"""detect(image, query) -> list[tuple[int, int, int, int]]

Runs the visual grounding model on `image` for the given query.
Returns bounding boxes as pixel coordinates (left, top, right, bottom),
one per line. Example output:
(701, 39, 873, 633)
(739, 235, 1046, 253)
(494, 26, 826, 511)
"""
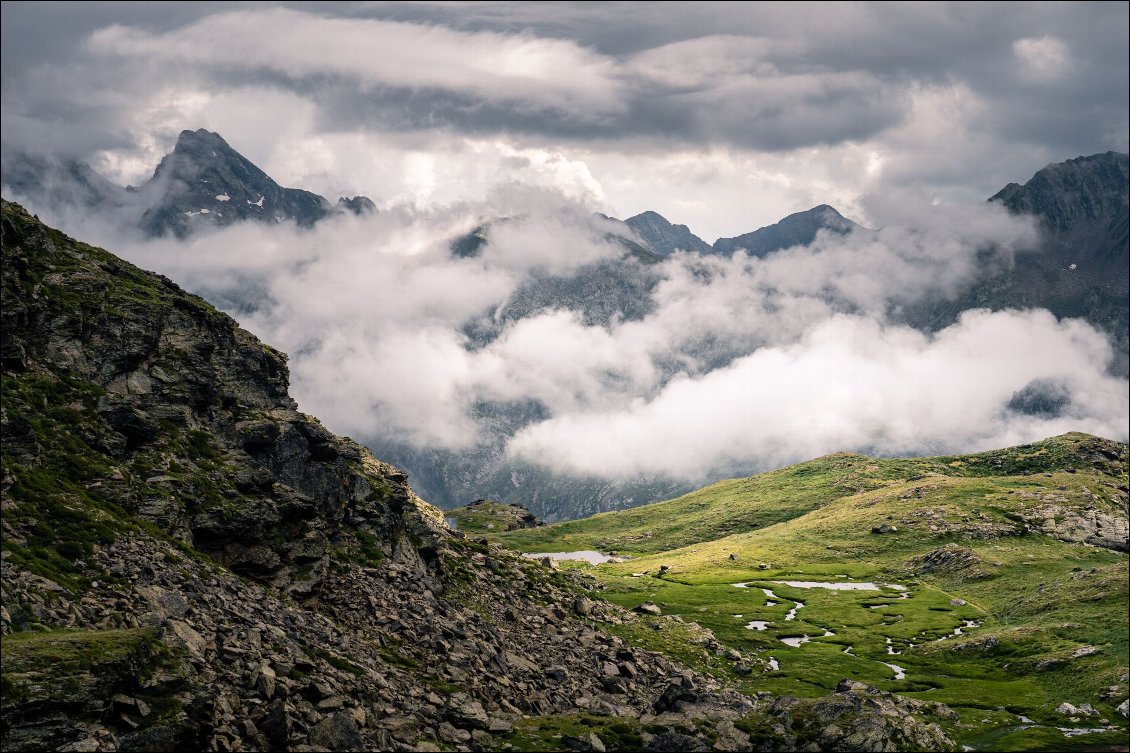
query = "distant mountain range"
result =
(3, 132, 1126, 520)
(612, 204, 861, 258)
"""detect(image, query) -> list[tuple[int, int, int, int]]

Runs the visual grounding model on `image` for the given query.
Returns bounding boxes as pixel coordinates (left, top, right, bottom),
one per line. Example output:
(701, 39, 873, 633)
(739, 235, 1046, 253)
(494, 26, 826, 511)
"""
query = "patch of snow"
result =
(215, 194, 231, 202)
(1068, 263, 1077, 270)
(766, 658, 779, 671)
(247, 195, 265, 207)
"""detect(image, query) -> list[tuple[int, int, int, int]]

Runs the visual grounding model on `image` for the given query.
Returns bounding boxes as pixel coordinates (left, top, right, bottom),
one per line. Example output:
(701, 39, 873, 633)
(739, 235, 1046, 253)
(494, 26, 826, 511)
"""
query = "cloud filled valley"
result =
(43, 183, 1121, 498)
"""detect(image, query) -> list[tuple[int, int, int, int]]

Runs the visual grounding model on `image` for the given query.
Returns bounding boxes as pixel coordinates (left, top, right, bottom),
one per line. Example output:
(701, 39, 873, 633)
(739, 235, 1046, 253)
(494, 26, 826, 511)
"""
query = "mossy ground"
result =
(496, 434, 1130, 751)
(0, 628, 183, 718)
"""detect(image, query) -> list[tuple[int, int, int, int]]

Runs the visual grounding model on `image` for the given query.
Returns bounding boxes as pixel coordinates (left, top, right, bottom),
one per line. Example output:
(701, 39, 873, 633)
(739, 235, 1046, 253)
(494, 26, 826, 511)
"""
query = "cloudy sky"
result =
(2, 1, 1127, 240)
(1, 2, 1127, 497)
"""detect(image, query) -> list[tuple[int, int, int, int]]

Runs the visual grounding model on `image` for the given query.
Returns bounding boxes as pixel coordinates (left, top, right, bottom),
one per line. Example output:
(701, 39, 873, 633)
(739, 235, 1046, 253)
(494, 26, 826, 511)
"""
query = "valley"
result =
(487, 435, 1130, 750)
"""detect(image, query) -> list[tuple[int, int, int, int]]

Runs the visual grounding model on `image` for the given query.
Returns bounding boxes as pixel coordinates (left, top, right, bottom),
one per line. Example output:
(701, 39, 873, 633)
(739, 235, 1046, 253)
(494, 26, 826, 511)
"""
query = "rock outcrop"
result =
(445, 499, 544, 532)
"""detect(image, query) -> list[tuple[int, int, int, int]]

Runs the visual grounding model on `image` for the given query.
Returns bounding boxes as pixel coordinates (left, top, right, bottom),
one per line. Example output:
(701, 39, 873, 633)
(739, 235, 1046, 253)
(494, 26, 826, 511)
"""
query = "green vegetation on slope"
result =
(497, 432, 1125, 556)
(495, 433, 1129, 751)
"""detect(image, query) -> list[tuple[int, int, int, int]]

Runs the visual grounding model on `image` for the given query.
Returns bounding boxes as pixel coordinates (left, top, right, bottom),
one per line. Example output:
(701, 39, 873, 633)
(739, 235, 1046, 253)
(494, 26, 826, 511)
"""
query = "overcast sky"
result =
(2, 1, 1127, 240)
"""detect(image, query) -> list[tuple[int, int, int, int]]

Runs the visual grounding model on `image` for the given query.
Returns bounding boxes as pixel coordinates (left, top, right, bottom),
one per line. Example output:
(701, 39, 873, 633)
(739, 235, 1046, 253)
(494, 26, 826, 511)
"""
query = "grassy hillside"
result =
(497, 433, 1125, 555)
(495, 432, 1130, 751)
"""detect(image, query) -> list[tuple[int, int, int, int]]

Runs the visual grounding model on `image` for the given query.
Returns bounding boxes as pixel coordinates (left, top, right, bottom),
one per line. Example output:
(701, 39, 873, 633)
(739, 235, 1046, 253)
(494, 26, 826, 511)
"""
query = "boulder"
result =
(309, 710, 364, 749)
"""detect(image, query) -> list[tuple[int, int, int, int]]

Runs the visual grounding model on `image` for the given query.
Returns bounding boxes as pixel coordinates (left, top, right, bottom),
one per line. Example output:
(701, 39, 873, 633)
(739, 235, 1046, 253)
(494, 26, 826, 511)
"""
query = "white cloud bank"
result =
(77, 184, 1126, 486)
(508, 310, 1127, 479)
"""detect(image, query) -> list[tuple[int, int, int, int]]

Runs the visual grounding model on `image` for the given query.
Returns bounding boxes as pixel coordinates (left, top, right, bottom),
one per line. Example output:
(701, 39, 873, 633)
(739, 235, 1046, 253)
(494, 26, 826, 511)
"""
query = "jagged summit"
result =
(138, 128, 356, 238)
(624, 210, 714, 256)
(2, 129, 375, 239)
(713, 204, 860, 257)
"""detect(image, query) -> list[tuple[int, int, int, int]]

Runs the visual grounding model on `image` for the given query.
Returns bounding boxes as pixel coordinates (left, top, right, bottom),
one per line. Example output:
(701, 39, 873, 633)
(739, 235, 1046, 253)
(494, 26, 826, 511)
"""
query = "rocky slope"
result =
(0, 200, 957, 751)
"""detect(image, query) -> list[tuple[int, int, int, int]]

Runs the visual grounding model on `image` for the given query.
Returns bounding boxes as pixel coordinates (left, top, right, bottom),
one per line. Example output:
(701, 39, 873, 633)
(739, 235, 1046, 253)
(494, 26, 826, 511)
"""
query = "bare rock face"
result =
(1021, 504, 1129, 552)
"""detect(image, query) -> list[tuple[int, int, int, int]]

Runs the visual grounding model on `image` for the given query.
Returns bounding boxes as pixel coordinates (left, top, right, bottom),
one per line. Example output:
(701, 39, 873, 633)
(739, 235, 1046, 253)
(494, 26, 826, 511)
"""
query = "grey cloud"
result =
(6, 2, 1122, 164)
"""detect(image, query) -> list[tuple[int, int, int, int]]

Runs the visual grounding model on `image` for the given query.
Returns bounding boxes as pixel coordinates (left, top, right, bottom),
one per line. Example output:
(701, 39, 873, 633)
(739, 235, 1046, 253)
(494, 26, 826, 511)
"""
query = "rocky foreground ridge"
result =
(0, 200, 958, 751)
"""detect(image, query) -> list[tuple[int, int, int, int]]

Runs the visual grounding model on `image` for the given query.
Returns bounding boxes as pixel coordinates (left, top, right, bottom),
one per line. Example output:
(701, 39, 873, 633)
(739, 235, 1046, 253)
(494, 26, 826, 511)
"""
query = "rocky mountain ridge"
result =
(623, 211, 714, 256)
(909, 151, 1129, 373)
(0, 199, 958, 751)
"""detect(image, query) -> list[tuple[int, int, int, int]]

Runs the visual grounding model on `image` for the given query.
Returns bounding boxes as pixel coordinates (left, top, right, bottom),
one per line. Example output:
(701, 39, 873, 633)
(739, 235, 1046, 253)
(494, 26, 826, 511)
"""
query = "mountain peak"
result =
(713, 204, 860, 257)
(134, 129, 375, 238)
(624, 210, 713, 255)
(174, 128, 230, 150)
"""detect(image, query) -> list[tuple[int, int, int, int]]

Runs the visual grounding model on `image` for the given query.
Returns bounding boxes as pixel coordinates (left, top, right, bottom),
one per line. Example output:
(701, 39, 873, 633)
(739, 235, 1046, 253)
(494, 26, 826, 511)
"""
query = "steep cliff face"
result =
(991, 151, 1129, 281)
(0, 197, 437, 594)
(0, 200, 956, 751)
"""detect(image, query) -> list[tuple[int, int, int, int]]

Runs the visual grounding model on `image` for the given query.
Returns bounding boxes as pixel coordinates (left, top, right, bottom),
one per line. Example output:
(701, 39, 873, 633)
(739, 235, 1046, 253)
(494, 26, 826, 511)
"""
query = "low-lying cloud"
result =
(33, 183, 1123, 487)
(508, 310, 1127, 480)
